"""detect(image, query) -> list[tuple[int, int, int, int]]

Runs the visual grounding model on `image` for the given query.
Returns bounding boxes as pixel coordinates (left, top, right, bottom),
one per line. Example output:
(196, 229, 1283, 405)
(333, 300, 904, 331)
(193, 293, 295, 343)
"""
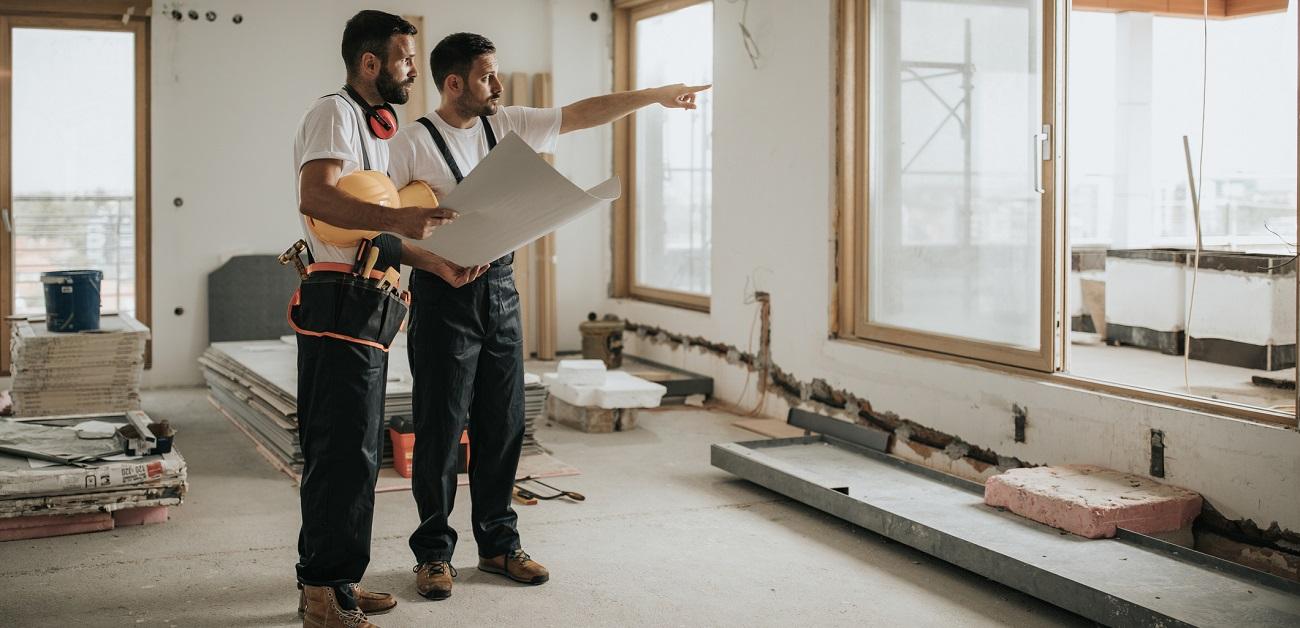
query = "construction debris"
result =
(0, 413, 188, 540)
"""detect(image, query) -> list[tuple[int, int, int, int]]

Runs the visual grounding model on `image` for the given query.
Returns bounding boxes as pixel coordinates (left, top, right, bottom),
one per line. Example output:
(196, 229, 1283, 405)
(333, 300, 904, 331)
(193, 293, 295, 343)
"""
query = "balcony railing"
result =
(10, 194, 136, 317)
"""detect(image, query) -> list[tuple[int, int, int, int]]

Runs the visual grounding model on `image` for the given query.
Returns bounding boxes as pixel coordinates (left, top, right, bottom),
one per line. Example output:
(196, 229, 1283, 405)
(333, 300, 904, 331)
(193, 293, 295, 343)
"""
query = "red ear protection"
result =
(368, 104, 398, 140)
(343, 85, 399, 140)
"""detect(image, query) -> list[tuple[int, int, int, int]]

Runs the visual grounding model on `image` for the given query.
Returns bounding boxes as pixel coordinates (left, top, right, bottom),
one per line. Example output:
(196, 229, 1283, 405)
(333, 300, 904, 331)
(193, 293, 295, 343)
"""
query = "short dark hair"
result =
(430, 32, 496, 92)
(341, 10, 417, 75)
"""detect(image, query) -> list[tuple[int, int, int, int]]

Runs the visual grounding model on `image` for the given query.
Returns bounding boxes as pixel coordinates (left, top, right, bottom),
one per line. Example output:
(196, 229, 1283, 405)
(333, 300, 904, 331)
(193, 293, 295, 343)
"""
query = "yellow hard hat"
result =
(309, 170, 398, 246)
(398, 179, 438, 209)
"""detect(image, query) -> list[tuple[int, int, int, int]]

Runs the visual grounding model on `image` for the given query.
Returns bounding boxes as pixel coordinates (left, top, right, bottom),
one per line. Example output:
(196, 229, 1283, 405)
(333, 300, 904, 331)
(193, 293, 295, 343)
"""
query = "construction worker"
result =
(387, 31, 709, 601)
(291, 11, 456, 627)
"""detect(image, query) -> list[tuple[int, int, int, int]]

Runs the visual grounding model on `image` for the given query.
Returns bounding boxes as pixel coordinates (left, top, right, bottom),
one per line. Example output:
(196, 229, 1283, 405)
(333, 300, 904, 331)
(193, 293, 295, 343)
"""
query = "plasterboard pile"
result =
(201, 336, 549, 476)
(0, 412, 188, 522)
(8, 314, 149, 417)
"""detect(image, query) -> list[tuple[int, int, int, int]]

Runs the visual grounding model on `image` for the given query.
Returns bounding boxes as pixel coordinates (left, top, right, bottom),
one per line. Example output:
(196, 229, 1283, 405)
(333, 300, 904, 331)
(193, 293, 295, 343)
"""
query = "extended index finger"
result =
(685, 84, 712, 93)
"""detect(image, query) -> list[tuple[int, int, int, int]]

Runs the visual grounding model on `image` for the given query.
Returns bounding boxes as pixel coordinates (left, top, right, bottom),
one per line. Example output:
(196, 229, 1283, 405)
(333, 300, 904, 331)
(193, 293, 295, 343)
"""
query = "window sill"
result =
(830, 334, 1297, 429)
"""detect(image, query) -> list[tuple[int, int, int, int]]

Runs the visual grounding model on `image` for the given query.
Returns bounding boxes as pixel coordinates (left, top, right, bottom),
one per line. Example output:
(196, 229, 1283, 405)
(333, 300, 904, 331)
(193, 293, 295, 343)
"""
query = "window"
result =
(836, 0, 1297, 425)
(835, 0, 1061, 371)
(613, 0, 713, 311)
(1065, 7, 1297, 414)
(1, 3, 152, 374)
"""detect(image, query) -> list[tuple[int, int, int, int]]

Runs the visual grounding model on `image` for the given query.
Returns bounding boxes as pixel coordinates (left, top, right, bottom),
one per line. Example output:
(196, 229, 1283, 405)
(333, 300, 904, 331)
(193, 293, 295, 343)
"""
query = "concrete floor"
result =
(1, 388, 1091, 627)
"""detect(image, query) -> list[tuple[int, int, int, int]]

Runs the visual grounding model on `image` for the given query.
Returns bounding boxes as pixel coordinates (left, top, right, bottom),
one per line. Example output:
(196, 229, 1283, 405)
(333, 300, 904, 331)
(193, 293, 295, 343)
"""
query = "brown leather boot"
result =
(301, 584, 377, 628)
(478, 549, 549, 585)
(299, 584, 396, 616)
(413, 561, 457, 600)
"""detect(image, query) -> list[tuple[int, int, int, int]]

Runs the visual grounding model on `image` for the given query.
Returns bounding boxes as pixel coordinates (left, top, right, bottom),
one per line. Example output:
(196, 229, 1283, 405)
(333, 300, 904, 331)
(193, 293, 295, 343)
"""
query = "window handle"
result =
(1033, 125, 1050, 194)
(1, 208, 10, 234)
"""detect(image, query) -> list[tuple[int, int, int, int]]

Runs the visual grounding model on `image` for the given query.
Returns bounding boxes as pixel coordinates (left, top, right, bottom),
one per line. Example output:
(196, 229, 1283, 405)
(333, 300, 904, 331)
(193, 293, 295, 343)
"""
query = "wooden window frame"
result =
(612, 0, 712, 312)
(832, 0, 1298, 428)
(834, 0, 1065, 372)
(0, 1, 152, 375)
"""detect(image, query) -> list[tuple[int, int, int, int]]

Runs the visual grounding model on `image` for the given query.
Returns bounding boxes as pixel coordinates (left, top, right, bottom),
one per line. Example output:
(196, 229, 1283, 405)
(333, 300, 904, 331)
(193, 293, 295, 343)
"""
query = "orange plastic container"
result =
(388, 428, 470, 478)
(389, 428, 415, 478)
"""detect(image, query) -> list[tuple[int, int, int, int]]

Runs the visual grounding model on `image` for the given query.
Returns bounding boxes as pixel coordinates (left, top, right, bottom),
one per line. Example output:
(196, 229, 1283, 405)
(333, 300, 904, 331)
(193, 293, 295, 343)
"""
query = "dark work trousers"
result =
(295, 333, 388, 588)
(407, 263, 525, 563)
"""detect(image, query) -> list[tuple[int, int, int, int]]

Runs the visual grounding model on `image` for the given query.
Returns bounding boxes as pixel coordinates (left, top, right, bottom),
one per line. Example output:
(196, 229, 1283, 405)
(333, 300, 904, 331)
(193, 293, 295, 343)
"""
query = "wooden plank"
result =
(0, 1, 149, 18)
(533, 72, 558, 360)
(611, 7, 631, 297)
(1, 16, 10, 376)
(1224, 0, 1287, 16)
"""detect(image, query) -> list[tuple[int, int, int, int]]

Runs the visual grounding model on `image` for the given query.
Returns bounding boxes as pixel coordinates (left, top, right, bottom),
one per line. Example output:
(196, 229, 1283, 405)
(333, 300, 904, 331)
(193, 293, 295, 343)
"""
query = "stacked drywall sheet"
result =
(0, 413, 188, 521)
(9, 314, 149, 417)
(201, 336, 549, 476)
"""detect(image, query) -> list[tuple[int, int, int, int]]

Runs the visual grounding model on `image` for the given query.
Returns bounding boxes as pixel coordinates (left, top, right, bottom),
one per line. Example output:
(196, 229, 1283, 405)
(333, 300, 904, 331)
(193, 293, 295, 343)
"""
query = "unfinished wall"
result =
(588, 0, 1300, 535)
(147, 0, 563, 386)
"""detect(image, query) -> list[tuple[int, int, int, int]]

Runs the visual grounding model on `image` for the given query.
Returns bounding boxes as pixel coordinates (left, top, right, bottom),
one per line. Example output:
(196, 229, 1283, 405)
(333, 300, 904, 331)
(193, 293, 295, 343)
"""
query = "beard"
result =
(376, 67, 412, 105)
(457, 89, 500, 117)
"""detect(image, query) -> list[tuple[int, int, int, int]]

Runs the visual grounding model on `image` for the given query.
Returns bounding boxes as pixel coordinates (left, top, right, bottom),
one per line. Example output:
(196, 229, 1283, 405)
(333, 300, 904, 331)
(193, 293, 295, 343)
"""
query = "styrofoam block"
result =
(549, 371, 667, 409)
(557, 359, 608, 385)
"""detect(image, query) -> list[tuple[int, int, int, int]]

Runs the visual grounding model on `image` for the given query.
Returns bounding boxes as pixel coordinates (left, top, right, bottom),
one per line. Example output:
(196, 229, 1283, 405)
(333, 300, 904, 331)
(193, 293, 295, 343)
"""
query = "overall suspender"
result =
(416, 115, 511, 266)
(415, 114, 497, 184)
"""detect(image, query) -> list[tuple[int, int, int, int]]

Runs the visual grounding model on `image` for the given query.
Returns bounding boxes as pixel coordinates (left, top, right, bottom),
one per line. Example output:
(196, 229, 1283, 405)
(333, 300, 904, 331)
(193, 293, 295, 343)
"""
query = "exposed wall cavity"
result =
(625, 319, 1033, 471)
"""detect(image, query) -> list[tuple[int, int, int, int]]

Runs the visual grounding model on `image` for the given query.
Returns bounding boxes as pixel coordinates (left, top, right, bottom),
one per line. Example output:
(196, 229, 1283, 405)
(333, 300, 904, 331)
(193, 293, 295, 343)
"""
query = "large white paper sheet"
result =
(410, 132, 621, 266)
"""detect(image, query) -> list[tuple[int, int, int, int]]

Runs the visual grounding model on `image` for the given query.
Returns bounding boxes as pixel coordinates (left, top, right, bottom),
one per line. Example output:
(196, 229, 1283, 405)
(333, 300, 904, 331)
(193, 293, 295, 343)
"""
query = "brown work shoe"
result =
(299, 584, 396, 616)
(301, 584, 378, 628)
(478, 549, 549, 585)
(413, 561, 457, 600)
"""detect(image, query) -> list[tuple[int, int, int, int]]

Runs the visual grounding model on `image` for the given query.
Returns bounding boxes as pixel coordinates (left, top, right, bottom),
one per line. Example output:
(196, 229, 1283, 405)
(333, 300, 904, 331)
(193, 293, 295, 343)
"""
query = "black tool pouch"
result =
(288, 272, 409, 351)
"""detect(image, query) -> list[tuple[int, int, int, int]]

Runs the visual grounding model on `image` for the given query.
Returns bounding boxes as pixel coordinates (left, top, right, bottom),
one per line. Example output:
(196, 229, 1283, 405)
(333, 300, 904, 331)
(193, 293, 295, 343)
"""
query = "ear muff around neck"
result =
(369, 104, 397, 140)
(343, 84, 399, 140)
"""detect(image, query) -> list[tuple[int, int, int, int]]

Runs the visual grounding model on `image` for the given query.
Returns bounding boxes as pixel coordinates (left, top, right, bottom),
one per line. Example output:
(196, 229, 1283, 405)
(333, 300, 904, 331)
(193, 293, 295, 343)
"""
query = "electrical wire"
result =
(727, 0, 762, 69)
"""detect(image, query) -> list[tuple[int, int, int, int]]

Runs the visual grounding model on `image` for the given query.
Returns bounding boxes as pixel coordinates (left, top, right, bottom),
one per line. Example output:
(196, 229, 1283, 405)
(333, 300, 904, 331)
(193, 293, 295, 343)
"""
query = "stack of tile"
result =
(9, 314, 149, 417)
(0, 412, 188, 541)
(201, 336, 550, 478)
(522, 373, 547, 456)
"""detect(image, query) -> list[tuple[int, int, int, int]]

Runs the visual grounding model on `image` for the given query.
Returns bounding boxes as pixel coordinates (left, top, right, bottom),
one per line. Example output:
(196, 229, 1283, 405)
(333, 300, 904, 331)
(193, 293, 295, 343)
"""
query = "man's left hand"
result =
(437, 260, 491, 288)
(653, 84, 712, 110)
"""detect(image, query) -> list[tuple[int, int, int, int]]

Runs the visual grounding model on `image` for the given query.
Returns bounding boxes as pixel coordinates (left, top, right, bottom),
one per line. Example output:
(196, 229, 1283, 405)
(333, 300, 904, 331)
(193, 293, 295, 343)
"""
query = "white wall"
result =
(549, 0, 615, 350)
(584, 0, 1300, 534)
(147, 0, 556, 386)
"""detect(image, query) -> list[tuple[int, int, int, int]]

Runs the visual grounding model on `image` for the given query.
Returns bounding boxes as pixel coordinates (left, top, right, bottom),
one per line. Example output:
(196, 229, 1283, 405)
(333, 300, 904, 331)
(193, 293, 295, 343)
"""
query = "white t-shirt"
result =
(387, 106, 562, 196)
(292, 89, 391, 264)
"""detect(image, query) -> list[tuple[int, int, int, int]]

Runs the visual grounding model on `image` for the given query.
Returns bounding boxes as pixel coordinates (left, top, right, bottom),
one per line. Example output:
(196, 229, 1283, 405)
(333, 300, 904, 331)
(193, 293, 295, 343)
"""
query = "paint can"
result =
(41, 270, 103, 332)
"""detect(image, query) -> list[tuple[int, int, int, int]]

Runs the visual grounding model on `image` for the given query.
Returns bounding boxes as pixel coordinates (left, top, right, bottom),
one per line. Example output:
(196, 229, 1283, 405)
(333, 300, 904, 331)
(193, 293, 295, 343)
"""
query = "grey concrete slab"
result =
(713, 437, 1300, 627)
(0, 389, 1089, 627)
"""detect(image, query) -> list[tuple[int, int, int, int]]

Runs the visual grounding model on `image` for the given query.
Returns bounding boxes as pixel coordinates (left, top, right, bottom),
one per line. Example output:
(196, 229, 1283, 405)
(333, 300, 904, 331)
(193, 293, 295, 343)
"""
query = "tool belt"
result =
(287, 262, 410, 351)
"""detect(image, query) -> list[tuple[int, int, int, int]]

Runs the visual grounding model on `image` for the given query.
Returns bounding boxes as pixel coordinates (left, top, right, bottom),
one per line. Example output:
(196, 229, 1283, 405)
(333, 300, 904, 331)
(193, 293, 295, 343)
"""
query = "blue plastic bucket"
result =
(41, 270, 103, 332)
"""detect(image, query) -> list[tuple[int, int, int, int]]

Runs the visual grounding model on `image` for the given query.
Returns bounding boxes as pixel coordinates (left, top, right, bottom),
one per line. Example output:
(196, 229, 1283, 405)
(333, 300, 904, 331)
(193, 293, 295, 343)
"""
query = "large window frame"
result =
(612, 0, 712, 312)
(0, 0, 152, 375)
(834, 0, 1066, 372)
(833, 0, 1298, 427)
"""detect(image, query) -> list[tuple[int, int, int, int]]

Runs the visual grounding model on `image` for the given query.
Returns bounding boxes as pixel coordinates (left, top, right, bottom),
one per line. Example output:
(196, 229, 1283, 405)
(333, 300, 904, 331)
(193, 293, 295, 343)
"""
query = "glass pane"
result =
(868, 0, 1043, 349)
(11, 28, 136, 317)
(1066, 8, 1297, 412)
(633, 2, 713, 295)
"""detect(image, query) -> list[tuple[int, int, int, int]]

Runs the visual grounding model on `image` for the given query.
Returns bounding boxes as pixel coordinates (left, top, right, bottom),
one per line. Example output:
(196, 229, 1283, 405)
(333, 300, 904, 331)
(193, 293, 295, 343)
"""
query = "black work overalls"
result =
(407, 115, 526, 563)
(294, 89, 403, 594)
